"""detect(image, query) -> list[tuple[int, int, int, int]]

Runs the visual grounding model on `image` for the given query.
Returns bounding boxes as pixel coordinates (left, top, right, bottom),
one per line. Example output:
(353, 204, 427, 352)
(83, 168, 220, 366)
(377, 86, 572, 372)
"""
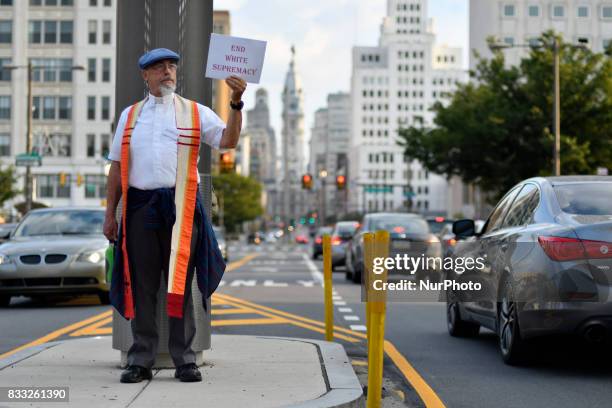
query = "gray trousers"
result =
(125, 204, 198, 369)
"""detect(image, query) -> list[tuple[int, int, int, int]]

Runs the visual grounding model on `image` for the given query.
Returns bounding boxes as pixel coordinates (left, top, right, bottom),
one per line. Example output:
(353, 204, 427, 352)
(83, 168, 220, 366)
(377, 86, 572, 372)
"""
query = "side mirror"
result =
(453, 219, 476, 238)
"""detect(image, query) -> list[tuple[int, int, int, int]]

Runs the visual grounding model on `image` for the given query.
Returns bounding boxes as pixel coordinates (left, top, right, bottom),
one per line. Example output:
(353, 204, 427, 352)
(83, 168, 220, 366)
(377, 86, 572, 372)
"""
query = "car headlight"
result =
(77, 249, 105, 264)
(0, 253, 12, 265)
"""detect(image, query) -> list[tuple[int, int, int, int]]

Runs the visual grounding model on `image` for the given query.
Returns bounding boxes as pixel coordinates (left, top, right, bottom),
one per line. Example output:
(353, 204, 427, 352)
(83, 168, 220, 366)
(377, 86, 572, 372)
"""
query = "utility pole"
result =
(24, 62, 32, 214)
(553, 37, 561, 176)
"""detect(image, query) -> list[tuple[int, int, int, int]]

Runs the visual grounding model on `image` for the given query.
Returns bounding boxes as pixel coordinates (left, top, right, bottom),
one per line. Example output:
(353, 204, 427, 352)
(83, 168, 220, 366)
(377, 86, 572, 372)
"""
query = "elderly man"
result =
(104, 48, 246, 383)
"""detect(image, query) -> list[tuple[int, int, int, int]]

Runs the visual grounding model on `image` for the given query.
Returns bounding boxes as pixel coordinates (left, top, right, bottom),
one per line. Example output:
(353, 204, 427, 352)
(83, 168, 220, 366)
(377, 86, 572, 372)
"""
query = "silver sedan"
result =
(0, 207, 109, 307)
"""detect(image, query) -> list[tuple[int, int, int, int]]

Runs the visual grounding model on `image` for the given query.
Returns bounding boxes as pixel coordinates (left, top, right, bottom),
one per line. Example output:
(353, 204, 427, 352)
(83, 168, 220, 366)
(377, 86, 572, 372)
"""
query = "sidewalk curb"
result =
(0, 341, 64, 370)
(258, 336, 365, 408)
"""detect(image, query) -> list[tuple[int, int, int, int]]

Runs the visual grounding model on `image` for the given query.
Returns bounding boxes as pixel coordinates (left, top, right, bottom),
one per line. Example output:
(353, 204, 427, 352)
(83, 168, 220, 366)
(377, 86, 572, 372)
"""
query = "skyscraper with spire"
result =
(281, 46, 306, 228)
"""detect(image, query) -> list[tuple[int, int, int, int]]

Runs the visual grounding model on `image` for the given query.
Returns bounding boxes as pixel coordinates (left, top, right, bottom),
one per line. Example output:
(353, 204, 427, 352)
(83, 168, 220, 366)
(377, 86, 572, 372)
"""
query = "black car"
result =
(345, 212, 441, 283)
(446, 176, 612, 365)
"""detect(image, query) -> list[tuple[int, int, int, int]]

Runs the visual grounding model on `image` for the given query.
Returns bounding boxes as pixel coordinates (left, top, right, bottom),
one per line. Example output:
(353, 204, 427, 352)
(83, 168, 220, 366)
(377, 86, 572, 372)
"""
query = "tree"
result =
(0, 163, 19, 207)
(212, 172, 263, 233)
(398, 32, 612, 199)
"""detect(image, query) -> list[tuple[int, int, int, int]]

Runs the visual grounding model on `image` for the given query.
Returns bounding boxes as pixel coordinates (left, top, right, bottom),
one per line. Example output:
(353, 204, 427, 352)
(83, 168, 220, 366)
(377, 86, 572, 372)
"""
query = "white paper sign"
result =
(205, 33, 267, 84)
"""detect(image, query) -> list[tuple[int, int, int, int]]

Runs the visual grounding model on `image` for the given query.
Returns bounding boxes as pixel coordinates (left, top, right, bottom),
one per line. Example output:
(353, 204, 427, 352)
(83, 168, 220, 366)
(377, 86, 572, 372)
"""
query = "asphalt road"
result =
(2, 240, 612, 407)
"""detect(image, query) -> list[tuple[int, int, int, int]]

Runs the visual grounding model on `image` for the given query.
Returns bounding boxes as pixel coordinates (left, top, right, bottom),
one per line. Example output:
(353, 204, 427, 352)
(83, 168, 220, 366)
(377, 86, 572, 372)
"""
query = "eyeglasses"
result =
(148, 62, 178, 72)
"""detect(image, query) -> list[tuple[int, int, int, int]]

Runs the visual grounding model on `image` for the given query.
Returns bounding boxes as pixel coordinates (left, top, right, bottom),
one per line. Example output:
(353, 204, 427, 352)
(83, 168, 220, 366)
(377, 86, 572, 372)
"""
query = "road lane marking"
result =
(68, 316, 113, 337)
(333, 301, 347, 306)
(338, 307, 353, 313)
(343, 315, 360, 321)
(0, 310, 112, 360)
(384, 340, 446, 408)
(213, 317, 286, 327)
(226, 253, 259, 272)
(350, 325, 367, 331)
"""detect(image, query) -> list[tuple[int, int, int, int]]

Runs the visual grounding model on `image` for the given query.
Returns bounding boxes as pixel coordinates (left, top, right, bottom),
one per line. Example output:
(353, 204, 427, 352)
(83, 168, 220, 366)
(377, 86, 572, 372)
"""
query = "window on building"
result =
(87, 96, 95, 120)
(101, 134, 110, 158)
(45, 0, 57, 4)
(0, 95, 10, 119)
(36, 174, 71, 198)
(60, 21, 73, 43)
(86, 134, 95, 157)
(0, 21, 11, 43)
(89, 0, 97, 5)
(61, 0, 74, 5)
(101, 96, 110, 120)
(0, 133, 9, 156)
(29, 21, 41, 43)
(85, 175, 106, 199)
(577, 6, 589, 17)
(58, 97, 71, 119)
(88, 20, 97, 44)
(603, 6, 612, 19)
(87, 58, 96, 82)
(102, 58, 110, 82)
(31, 58, 73, 82)
(503, 4, 515, 17)
(44, 20, 57, 43)
(32, 133, 71, 157)
(528, 5, 539, 16)
(30, 0, 42, 4)
(0, 58, 10, 81)
(553, 5, 565, 18)
(102, 20, 111, 44)
(43, 96, 55, 119)
(103, 0, 110, 5)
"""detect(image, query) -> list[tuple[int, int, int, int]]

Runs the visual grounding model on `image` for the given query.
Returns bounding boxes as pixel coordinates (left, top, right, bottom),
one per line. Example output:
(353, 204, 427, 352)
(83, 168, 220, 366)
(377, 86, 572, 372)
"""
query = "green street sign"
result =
(15, 153, 42, 167)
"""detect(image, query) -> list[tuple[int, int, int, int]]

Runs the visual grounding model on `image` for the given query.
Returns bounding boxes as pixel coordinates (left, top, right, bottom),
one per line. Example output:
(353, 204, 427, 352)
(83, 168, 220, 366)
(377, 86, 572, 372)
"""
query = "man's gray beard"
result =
(160, 82, 176, 96)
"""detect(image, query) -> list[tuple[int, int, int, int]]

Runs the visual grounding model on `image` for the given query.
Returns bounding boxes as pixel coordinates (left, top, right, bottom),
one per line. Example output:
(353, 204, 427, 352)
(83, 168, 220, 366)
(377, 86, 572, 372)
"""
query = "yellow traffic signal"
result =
(220, 152, 234, 173)
(76, 174, 83, 187)
(59, 172, 66, 187)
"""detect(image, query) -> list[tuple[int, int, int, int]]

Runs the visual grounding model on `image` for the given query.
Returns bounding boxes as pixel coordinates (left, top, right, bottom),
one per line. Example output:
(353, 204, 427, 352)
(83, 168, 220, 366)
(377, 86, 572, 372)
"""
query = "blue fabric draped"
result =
(110, 186, 226, 319)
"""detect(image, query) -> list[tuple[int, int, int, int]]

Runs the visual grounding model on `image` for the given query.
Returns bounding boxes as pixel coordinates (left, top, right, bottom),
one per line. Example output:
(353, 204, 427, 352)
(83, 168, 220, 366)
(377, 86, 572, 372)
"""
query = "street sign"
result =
(15, 153, 42, 167)
(365, 186, 393, 193)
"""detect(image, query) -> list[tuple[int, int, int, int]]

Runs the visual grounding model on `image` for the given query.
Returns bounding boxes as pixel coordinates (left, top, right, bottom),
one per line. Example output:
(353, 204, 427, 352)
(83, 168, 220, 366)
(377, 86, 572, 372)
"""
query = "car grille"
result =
(18, 254, 68, 265)
(20, 255, 41, 264)
(45, 254, 67, 264)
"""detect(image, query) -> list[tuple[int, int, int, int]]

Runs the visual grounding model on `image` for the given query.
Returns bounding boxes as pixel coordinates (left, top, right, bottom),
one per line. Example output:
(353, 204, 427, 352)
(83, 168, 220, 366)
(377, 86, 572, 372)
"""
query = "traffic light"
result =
(301, 174, 313, 190)
(220, 152, 234, 173)
(76, 174, 83, 187)
(59, 172, 66, 187)
(336, 175, 346, 190)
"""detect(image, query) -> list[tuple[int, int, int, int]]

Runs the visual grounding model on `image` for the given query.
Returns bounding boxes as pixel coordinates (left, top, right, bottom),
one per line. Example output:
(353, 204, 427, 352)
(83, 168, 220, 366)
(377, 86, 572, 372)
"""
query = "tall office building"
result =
(470, 1, 612, 69)
(308, 92, 350, 222)
(0, 0, 116, 216)
(349, 0, 467, 215)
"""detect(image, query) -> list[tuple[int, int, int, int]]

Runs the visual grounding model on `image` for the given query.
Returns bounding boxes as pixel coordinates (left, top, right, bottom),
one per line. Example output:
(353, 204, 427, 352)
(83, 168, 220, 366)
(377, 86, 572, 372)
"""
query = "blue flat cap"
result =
(138, 48, 180, 70)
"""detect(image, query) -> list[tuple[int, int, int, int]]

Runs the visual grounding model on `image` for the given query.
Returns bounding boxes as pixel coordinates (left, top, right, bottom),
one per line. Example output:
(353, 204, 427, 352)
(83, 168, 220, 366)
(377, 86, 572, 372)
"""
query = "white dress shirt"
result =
(108, 92, 226, 190)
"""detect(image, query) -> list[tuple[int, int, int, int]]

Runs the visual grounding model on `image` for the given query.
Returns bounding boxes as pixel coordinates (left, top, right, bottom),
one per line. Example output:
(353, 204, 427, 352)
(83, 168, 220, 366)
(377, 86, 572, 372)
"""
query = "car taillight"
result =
(445, 238, 457, 247)
(315, 237, 322, 244)
(538, 236, 612, 261)
(331, 236, 342, 246)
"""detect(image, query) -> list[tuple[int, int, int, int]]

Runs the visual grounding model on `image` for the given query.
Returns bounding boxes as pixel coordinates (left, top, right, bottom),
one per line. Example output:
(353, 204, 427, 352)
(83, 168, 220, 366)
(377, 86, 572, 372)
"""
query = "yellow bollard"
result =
(323, 234, 333, 341)
(367, 230, 389, 408)
(363, 232, 375, 344)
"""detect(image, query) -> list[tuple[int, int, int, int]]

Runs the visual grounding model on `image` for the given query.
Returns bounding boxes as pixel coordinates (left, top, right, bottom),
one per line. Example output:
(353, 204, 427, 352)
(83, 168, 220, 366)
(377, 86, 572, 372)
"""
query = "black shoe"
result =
(174, 363, 202, 382)
(120, 365, 153, 383)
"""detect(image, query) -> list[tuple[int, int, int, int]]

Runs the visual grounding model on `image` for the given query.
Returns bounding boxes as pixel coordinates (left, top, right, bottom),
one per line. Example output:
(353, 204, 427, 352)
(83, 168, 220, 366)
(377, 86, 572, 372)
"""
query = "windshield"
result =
(13, 210, 105, 237)
(335, 222, 358, 237)
(554, 183, 612, 216)
(316, 227, 333, 236)
(371, 215, 429, 235)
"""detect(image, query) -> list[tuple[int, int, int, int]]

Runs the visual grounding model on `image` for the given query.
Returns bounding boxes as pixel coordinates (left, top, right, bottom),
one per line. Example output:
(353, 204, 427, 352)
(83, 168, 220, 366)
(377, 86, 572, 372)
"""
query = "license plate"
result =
(393, 241, 411, 250)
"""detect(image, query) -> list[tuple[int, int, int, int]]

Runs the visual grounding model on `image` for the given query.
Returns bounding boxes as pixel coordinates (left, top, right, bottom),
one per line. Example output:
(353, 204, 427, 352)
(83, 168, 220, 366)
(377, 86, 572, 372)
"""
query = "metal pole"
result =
(553, 37, 561, 176)
(323, 234, 333, 341)
(24, 61, 33, 214)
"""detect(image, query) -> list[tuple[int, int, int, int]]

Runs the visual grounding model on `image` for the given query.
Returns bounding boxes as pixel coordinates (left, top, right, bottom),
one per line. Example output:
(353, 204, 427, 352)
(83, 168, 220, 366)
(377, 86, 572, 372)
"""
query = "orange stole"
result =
(119, 95, 201, 319)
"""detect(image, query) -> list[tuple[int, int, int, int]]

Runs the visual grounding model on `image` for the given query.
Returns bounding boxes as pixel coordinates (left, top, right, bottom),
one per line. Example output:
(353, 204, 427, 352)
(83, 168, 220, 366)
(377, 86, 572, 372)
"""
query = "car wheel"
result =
(0, 295, 11, 307)
(447, 298, 480, 337)
(498, 279, 530, 365)
(312, 252, 318, 260)
(352, 262, 362, 284)
(98, 291, 111, 305)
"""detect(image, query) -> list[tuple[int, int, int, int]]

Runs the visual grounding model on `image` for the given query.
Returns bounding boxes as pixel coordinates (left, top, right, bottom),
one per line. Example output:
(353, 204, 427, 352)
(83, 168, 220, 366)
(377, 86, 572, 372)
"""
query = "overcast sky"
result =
(215, 0, 468, 151)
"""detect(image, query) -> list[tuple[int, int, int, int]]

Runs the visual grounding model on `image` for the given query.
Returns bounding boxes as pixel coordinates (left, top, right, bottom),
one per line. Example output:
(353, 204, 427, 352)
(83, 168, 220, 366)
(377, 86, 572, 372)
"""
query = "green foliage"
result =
(0, 163, 19, 206)
(398, 31, 612, 199)
(212, 172, 263, 233)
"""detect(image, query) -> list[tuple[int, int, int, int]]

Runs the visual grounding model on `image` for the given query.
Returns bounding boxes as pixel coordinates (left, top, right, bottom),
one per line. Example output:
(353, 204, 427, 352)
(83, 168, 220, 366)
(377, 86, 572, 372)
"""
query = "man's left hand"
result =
(225, 75, 247, 103)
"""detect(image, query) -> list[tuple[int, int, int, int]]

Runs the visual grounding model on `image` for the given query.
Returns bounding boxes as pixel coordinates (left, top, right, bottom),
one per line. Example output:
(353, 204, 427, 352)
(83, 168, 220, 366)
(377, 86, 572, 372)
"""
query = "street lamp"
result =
(490, 36, 587, 176)
(318, 169, 328, 225)
(4, 62, 84, 214)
